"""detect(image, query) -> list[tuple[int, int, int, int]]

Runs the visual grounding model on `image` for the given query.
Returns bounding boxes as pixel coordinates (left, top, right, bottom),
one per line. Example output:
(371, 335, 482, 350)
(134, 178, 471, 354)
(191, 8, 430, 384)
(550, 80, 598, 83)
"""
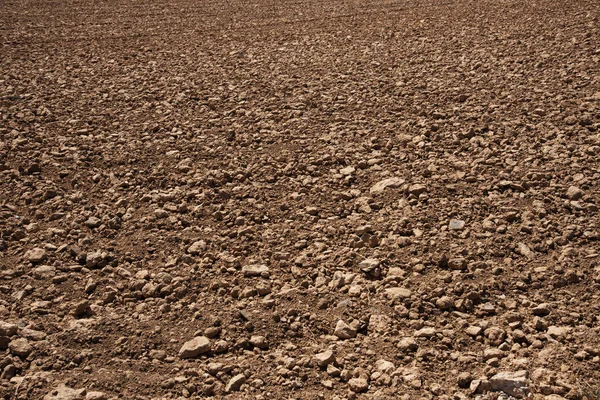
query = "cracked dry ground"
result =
(1, 0, 600, 398)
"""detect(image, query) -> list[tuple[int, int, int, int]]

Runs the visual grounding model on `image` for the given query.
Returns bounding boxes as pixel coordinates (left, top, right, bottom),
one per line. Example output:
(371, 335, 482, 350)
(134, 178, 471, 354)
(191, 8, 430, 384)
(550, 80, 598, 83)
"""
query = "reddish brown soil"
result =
(1, 0, 599, 399)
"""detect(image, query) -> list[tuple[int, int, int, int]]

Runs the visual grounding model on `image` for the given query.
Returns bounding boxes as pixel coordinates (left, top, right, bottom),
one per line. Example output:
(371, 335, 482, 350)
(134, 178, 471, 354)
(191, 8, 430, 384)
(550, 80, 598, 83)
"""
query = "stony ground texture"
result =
(1, 0, 600, 398)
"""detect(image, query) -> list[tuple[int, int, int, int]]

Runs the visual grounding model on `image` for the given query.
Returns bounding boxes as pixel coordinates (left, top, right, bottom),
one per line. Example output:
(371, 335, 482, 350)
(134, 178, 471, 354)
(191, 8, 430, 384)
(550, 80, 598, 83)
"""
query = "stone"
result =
(370, 177, 404, 194)
(334, 320, 357, 339)
(436, 296, 455, 310)
(73, 300, 91, 318)
(408, 184, 427, 196)
(313, 350, 335, 368)
(340, 166, 355, 175)
(225, 374, 246, 392)
(187, 240, 206, 255)
(179, 336, 211, 358)
(33, 265, 56, 279)
(9, 338, 32, 357)
(242, 264, 269, 277)
(249, 335, 268, 350)
(398, 337, 418, 352)
(465, 326, 482, 337)
(368, 314, 391, 333)
(449, 219, 465, 230)
(358, 258, 380, 271)
(0, 322, 18, 337)
(374, 359, 395, 374)
(85, 392, 108, 400)
(448, 257, 467, 270)
(414, 327, 436, 338)
(547, 326, 571, 340)
(86, 251, 105, 268)
(458, 372, 472, 388)
(43, 384, 86, 400)
(566, 186, 584, 200)
(489, 370, 529, 398)
(516, 243, 534, 259)
(385, 287, 412, 300)
(348, 377, 369, 393)
(84, 217, 102, 228)
(532, 303, 551, 316)
(25, 247, 47, 263)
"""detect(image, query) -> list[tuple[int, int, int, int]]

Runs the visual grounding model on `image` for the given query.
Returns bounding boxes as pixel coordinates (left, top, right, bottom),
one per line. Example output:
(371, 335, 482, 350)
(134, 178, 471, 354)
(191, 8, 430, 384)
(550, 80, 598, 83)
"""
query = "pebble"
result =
(436, 296, 455, 310)
(25, 247, 47, 263)
(84, 216, 102, 228)
(489, 370, 529, 398)
(414, 327, 436, 338)
(532, 303, 551, 316)
(348, 377, 369, 393)
(179, 336, 211, 358)
(334, 320, 357, 339)
(0, 321, 18, 336)
(448, 219, 465, 230)
(187, 240, 206, 255)
(408, 184, 427, 196)
(9, 337, 33, 357)
(465, 326, 482, 337)
(249, 335, 268, 349)
(242, 264, 269, 277)
(370, 177, 404, 194)
(566, 186, 584, 200)
(385, 287, 412, 300)
(225, 373, 246, 392)
(43, 384, 86, 400)
(73, 300, 91, 318)
(313, 350, 335, 368)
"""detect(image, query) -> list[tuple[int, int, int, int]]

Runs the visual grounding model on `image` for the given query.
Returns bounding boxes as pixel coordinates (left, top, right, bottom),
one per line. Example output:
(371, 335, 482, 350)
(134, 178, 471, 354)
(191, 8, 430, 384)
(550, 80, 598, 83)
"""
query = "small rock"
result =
(547, 326, 571, 340)
(0, 322, 18, 337)
(414, 327, 436, 338)
(249, 335, 268, 350)
(370, 177, 404, 194)
(242, 264, 269, 277)
(313, 350, 335, 368)
(408, 184, 427, 196)
(348, 377, 369, 393)
(397, 337, 418, 352)
(516, 243, 534, 259)
(25, 247, 47, 264)
(225, 374, 246, 392)
(385, 287, 412, 300)
(436, 296, 455, 310)
(73, 300, 91, 318)
(465, 326, 482, 337)
(85, 392, 108, 400)
(458, 372, 472, 388)
(179, 336, 211, 359)
(449, 219, 465, 230)
(566, 186, 584, 200)
(187, 240, 206, 255)
(489, 370, 529, 398)
(8, 338, 32, 357)
(43, 384, 86, 400)
(334, 320, 357, 339)
(84, 217, 102, 228)
(448, 257, 467, 270)
(374, 359, 395, 374)
(340, 166, 355, 175)
(532, 303, 551, 316)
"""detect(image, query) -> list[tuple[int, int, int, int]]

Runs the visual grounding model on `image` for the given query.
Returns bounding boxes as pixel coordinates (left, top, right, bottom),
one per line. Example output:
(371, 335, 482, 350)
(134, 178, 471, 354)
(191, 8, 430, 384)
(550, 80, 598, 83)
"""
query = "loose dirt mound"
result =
(1, 0, 599, 398)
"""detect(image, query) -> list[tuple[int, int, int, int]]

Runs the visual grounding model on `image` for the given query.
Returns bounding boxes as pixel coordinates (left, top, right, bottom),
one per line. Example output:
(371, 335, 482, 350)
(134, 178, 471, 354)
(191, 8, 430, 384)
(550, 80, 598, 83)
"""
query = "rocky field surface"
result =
(1, 0, 600, 398)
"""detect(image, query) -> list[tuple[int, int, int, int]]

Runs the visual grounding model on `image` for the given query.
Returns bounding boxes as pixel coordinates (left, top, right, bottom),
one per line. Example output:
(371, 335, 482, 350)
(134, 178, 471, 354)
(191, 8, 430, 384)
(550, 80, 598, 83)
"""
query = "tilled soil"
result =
(1, 0, 600, 399)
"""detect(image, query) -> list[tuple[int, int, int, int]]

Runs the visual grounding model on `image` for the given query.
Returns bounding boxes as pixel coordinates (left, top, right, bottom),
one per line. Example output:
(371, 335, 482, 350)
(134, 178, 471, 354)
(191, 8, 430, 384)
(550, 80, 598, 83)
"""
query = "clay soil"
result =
(1, 0, 600, 399)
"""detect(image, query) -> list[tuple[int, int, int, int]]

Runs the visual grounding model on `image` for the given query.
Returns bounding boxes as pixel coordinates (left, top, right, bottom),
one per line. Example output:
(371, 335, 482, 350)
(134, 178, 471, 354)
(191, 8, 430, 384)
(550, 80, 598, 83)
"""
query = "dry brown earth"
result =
(1, 0, 600, 399)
